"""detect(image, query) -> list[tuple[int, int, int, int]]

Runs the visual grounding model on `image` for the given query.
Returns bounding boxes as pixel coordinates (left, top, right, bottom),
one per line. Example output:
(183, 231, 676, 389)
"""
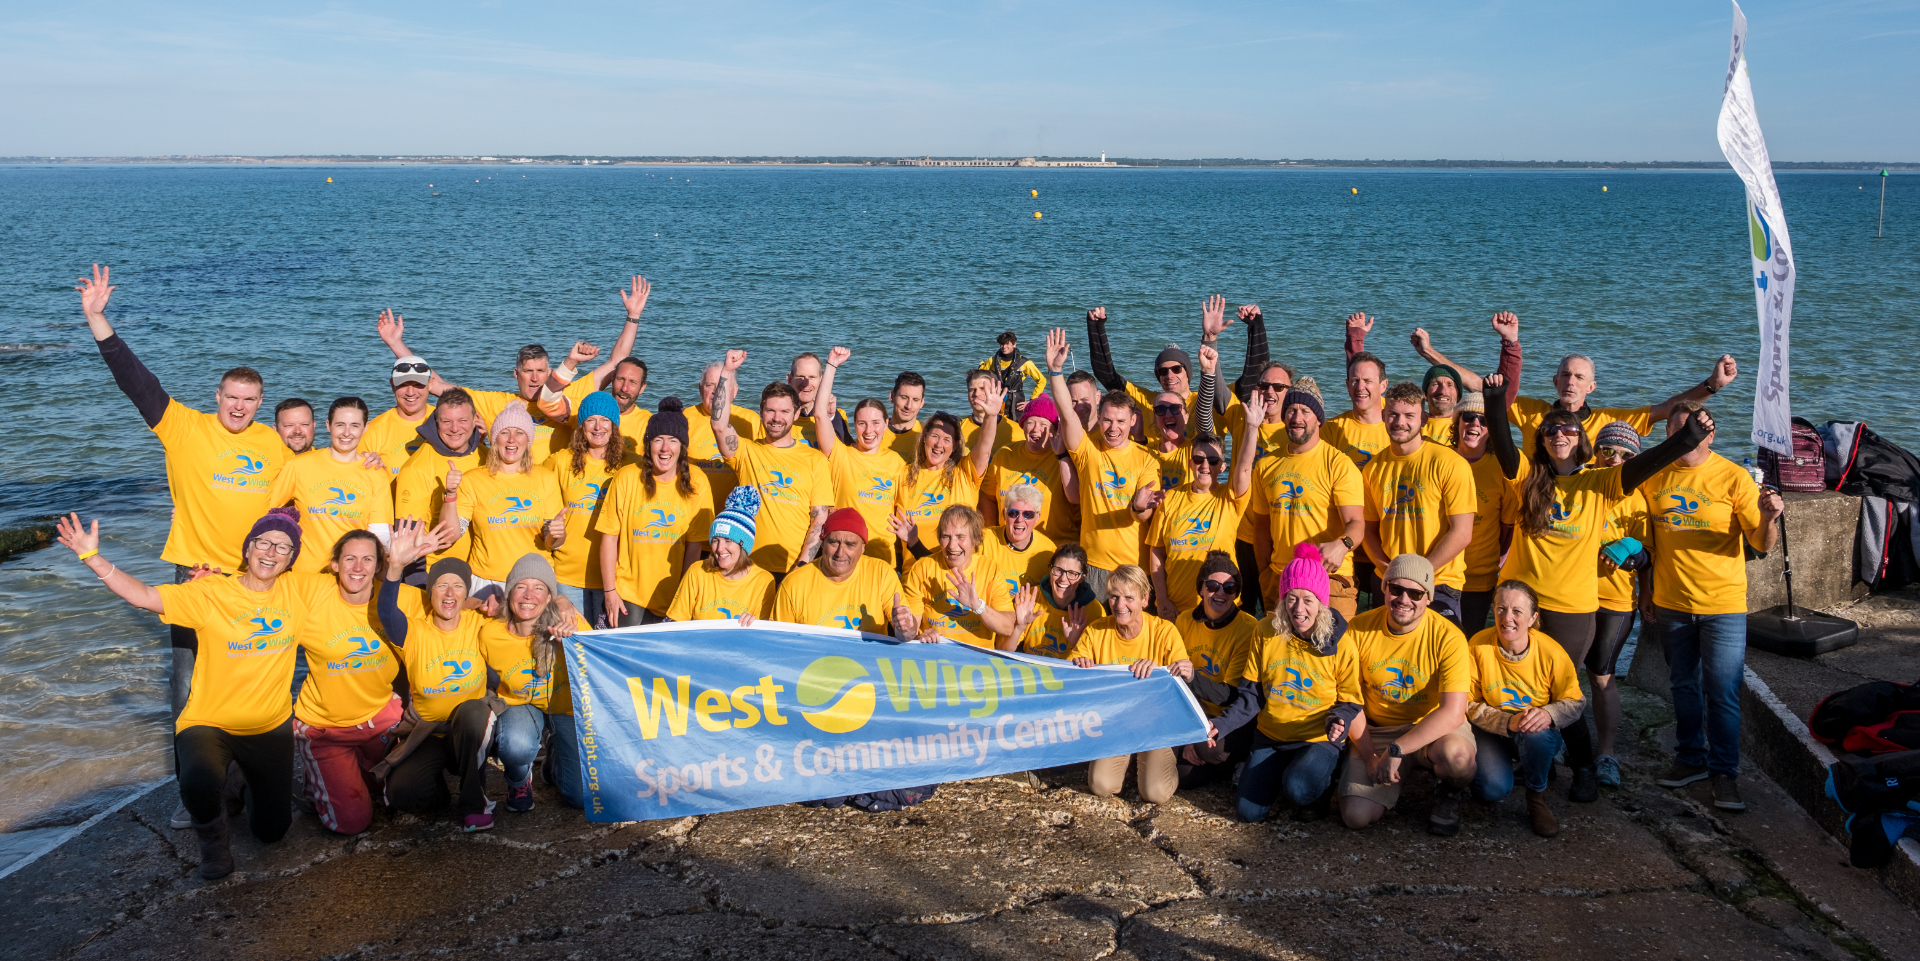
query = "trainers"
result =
(506, 778, 534, 813)
(1710, 773, 1746, 811)
(462, 813, 495, 832)
(1570, 766, 1600, 803)
(1428, 783, 1462, 837)
(1656, 761, 1710, 788)
(1525, 788, 1561, 838)
(1595, 755, 1622, 787)
(169, 803, 193, 830)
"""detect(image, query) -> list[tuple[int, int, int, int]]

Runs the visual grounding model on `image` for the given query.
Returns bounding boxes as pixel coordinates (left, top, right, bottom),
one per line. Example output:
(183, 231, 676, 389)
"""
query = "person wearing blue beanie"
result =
(576, 390, 622, 429)
(661, 485, 776, 623)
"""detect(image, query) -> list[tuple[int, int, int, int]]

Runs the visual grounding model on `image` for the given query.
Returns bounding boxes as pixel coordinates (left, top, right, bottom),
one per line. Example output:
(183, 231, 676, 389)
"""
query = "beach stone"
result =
(679, 777, 1198, 927)
(1112, 891, 1814, 960)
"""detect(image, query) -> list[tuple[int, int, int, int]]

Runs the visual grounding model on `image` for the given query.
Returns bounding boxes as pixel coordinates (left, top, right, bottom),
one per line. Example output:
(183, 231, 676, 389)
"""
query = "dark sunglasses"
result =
(1543, 423, 1583, 438)
(1153, 403, 1184, 416)
(1191, 453, 1224, 466)
(1386, 583, 1428, 601)
(1201, 578, 1239, 595)
(1005, 508, 1038, 521)
(1253, 381, 1288, 393)
(392, 362, 431, 374)
(1156, 364, 1186, 379)
(1456, 412, 1486, 425)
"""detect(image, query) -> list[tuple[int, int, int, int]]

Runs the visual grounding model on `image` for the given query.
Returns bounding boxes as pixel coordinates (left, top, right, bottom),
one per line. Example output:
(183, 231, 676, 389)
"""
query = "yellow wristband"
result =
(76, 549, 99, 562)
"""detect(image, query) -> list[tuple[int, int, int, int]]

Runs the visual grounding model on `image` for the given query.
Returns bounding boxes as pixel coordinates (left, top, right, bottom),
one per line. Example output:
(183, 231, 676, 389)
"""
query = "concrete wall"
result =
(1745, 490, 1865, 613)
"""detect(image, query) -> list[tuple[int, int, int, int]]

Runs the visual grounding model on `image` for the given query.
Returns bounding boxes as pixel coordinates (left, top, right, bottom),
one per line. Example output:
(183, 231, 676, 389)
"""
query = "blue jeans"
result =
(1235, 737, 1341, 822)
(555, 584, 608, 630)
(291, 647, 310, 700)
(1657, 606, 1747, 776)
(547, 712, 584, 808)
(1471, 725, 1563, 800)
(493, 703, 547, 786)
(1430, 585, 1465, 631)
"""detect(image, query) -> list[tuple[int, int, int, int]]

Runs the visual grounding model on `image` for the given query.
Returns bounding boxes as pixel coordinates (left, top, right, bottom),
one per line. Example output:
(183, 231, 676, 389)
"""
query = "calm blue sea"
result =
(0, 163, 1913, 831)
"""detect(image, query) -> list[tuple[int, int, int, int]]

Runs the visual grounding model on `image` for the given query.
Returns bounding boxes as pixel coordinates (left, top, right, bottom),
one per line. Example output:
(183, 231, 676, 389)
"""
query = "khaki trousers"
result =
(1088, 748, 1180, 804)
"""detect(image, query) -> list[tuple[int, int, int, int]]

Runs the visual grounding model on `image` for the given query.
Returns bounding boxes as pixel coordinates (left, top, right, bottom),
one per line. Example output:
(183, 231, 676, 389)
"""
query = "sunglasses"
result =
(1543, 424, 1583, 438)
(1191, 453, 1224, 467)
(1456, 412, 1486, 425)
(1386, 583, 1428, 601)
(1005, 508, 1038, 521)
(1156, 365, 1186, 379)
(1253, 381, 1288, 393)
(392, 362, 431, 374)
(1201, 578, 1239, 595)
(1153, 403, 1184, 416)
(1595, 446, 1632, 458)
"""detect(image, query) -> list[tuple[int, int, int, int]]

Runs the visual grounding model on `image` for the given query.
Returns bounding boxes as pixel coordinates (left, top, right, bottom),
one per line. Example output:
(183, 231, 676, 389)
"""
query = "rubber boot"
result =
(192, 814, 235, 879)
(1526, 788, 1560, 838)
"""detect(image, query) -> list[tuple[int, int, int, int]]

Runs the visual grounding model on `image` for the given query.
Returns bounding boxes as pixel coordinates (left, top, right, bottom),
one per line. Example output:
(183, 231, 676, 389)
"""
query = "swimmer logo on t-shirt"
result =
(860, 475, 894, 503)
(1500, 686, 1534, 711)
(230, 606, 296, 655)
(213, 450, 274, 492)
(1102, 469, 1128, 493)
(1276, 665, 1319, 705)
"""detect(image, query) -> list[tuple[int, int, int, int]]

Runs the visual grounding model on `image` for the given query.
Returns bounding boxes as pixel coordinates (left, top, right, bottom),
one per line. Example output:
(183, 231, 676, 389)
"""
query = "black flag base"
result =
(1748, 605, 1860, 657)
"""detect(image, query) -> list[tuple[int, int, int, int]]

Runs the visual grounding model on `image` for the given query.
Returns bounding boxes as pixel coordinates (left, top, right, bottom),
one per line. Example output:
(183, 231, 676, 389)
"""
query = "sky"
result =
(3, 1, 1916, 160)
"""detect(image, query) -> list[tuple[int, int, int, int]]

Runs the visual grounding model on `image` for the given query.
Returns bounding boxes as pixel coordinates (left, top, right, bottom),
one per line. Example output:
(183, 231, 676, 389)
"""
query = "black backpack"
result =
(1826, 751, 1920, 867)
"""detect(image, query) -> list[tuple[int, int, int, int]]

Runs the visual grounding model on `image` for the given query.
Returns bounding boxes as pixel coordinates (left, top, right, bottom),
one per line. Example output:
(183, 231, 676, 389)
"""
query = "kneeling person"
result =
(1466, 580, 1585, 837)
(1339, 553, 1477, 836)
(1067, 564, 1195, 804)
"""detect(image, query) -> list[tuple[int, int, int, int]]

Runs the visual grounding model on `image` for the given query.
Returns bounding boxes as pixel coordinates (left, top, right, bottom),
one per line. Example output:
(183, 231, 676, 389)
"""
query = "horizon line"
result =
(4, 155, 1916, 170)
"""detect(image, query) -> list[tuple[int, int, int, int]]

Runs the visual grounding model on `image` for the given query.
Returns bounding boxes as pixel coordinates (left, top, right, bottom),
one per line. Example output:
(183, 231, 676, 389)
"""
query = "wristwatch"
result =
(1387, 743, 1403, 759)
(1340, 535, 1356, 550)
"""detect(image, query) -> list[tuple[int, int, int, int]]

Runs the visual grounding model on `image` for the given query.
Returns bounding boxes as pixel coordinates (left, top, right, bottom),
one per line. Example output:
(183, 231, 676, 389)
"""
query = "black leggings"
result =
(1590, 608, 1637, 676)
(386, 698, 498, 817)
(1459, 589, 1495, 636)
(1537, 609, 1598, 770)
(175, 721, 293, 841)
(1235, 540, 1263, 615)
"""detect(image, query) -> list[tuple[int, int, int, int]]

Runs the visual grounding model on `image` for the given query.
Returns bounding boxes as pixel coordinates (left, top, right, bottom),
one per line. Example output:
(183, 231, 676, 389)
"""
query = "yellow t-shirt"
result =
(1497, 461, 1626, 613)
(543, 450, 625, 590)
(393, 443, 486, 561)
(360, 406, 430, 478)
(1148, 484, 1249, 611)
(1362, 441, 1477, 590)
(687, 403, 763, 512)
(1236, 419, 1292, 545)
(1147, 440, 1194, 497)
(398, 608, 489, 723)
(478, 615, 586, 714)
(1467, 628, 1583, 718)
(1598, 490, 1650, 610)
(786, 406, 850, 451)
(593, 463, 713, 614)
(886, 421, 924, 463)
(773, 556, 905, 634)
(958, 415, 1024, 453)
(1349, 606, 1472, 727)
(1644, 454, 1764, 615)
(1068, 614, 1189, 667)
(1509, 397, 1654, 455)
(289, 576, 399, 729)
(1242, 625, 1365, 743)
(1250, 440, 1365, 580)
(983, 527, 1057, 600)
(455, 465, 566, 581)
(902, 552, 1011, 647)
(1019, 589, 1105, 659)
(666, 563, 777, 622)
(826, 443, 908, 560)
(469, 388, 572, 462)
(1068, 439, 1158, 571)
(151, 400, 290, 568)
(726, 438, 834, 573)
(157, 573, 310, 735)
(1319, 410, 1390, 470)
(893, 462, 984, 549)
(1461, 453, 1513, 592)
(1176, 608, 1261, 716)
(1421, 416, 1456, 446)
(268, 450, 395, 573)
(985, 442, 1076, 542)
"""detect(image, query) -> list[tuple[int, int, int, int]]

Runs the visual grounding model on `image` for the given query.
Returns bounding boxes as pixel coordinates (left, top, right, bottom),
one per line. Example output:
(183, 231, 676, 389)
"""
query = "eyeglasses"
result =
(1200, 578, 1239, 595)
(1456, 412, 1486, 425)
(391, 362, 430, 374)
(1191, 453, 1224, 467)
(1254, 381, 1288, 393)
(1156, 365, 1185, 379)
(250, 539, 295, 556)
(1050, 568, 1085, 583)
(1005, 508, 1038, 521)
(1386, 583, 1428, 601)
(1595, 446, 1632, 459)
(1543, 424, 1583, 438)
(1153, 403, 1184, 416)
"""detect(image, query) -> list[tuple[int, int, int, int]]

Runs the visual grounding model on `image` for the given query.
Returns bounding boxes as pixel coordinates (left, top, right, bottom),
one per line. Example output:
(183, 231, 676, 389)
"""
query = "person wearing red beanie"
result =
(775, 508, 918, 637)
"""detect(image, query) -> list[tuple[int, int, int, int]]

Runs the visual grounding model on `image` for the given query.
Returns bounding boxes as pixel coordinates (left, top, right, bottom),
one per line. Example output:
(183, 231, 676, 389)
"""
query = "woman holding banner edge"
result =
(1067, 564, 1195, 804)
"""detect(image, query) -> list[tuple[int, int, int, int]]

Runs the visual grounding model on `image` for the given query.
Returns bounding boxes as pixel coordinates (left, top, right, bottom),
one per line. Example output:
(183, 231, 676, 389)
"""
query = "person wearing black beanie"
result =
(645, 397, 690, 449)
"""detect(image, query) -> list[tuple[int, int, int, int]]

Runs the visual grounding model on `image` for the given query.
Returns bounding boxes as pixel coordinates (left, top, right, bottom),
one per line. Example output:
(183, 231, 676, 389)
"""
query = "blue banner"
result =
(561, 622, 1210, 820)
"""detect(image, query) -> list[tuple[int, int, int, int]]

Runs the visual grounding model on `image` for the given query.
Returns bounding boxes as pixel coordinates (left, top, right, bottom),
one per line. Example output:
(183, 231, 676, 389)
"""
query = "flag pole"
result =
(1880, 169, 1889, 238)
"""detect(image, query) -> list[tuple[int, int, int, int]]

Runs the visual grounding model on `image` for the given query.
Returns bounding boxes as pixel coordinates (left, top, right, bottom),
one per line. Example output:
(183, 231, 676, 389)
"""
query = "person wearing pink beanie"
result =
(984, 383, 1077, 543)
(1277, 540, 1332, 608)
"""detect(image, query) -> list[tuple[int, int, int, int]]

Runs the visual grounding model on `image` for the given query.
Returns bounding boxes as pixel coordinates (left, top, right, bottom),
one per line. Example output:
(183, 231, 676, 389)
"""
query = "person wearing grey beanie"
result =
(485, 552, 590, 815)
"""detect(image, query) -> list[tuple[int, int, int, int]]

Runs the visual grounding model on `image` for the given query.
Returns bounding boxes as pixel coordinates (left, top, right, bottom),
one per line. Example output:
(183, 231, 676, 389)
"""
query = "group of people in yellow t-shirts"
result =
(62, 264, 1786, 882)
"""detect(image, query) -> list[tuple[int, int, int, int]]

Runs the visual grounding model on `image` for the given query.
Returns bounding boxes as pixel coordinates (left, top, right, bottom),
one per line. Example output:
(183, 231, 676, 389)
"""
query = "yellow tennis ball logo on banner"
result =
(796, 656, 876, 733)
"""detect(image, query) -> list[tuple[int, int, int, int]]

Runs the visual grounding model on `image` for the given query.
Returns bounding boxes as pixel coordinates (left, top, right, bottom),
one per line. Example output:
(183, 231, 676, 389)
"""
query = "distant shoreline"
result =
(3, 155, 1915, 171)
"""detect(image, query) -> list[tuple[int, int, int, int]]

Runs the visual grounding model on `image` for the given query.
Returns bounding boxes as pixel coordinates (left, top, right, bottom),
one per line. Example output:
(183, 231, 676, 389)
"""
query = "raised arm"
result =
(377, 307, 417, 361)
(1490, 311, 1522, 393)
(1410, 328, 1486, 393)
(968, 378, 1006, 481)
(814, 346, 849, 460)
(712, 350, 748, 460)
(79, 265, 170, 429)
(1232, 304, 1269, 402)
(1649, 355, 1739, 420)
(1619, 408, 1713, 492)
(378, 518, 436, 647)
(1084, 307, 1127, 393)
(1344, 312, 1374, 360)
(1230, 385, 1267, 499)
(1198, 295, 1234, 415)
(583, 275, 649, 385)
(797, 507, 829, 567)
(1043, 328, 1085, 453)
(56, 513, 163, 613)
(1482, 373, 1521, 480)
(1196, 344, 1220, 438)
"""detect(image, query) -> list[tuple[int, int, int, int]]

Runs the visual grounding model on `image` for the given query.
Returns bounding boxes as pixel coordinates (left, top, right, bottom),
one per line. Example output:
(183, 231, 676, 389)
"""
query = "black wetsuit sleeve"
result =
(377, 575, 410, 649)
(1234, 310, 1270, 402)
(1485, 381, 1521, 480)
(833, 411, 852, 446)
(1328, 701, 1362, 746)
(1086, 315, 1126, 393)
(1202, 678, 1264, 738)
(1620, 414, 1711, 492)
(906, 537, 933, 560)
(97, 334, 170, 429)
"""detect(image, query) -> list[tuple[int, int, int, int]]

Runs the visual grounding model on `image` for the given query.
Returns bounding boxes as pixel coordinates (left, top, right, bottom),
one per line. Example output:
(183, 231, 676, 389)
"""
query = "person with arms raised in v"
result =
(708, 349, 834, 580)
(1346, 311, 1523, 447)
(539, 275, 653, 452)
(1148, 353, 1259, 619)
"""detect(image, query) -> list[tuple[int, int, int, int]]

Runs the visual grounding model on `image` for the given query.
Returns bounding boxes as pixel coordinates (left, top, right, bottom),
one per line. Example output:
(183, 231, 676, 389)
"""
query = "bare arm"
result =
(1148, 545, 1174, 620)
(968, 381, 1005, 481)
(1230, 384, 1267, 499)
(1043, 329, 1084, 453)
(55, 514, 163, 613)
(713, 350, 747, 460)
(1392, 691, 1468, 755)
(1254, 517, 1274, 583)
(815, 346, 849, 460)
(1410, 328, 1484, 393)
(1344, 312, 1373, 360)
(599, 532, 626, 625)
(1428, 513, 1476, 572)
(377, 307, 417, 361)
(583, 275, 649, 385)
(1363, 520, 1388, 569)
(1649, 355, 1739, 420)
(797, 506, 830, 566)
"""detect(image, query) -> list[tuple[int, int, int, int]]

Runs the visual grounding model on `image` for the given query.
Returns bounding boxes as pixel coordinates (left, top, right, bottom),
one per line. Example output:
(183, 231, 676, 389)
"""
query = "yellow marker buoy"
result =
(1031, 189, 1038, 198)
(1602, 186, 1608, 192)
(326, 177, 333, 183)
(1351, 188, 1358, 194)
(1034, 211, 1043, 219)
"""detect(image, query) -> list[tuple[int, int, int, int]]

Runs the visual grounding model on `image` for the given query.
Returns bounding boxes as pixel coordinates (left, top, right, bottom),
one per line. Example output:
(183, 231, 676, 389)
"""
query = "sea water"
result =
(0, 163, 1913, 833)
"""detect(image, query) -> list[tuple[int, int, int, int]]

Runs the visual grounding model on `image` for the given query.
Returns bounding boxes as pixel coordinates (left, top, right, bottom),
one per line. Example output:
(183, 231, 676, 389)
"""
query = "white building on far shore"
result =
(895, 154, 1118, 167)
